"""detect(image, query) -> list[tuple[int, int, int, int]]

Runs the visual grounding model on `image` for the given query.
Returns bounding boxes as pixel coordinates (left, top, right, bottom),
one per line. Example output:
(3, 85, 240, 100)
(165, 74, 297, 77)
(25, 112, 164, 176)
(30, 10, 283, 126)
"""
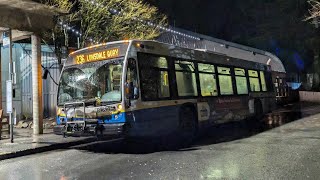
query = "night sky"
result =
(150, 0, 320, 73)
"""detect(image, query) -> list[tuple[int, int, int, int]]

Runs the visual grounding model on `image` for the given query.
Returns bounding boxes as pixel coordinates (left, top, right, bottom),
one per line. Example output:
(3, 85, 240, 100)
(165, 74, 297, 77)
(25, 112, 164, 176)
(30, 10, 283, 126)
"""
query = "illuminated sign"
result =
(75, 48, 119, 64)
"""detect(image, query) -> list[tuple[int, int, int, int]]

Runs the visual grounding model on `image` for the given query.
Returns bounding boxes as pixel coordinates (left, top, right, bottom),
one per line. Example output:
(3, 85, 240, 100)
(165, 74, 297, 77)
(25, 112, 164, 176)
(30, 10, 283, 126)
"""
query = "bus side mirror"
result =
(126, 82, 134, 99)
(126, 82, 139, 100)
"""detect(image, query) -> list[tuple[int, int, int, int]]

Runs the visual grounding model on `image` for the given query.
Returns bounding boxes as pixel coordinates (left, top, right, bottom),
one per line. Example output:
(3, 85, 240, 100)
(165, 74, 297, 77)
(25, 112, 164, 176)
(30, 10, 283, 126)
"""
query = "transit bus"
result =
(54, 40, 276, 141)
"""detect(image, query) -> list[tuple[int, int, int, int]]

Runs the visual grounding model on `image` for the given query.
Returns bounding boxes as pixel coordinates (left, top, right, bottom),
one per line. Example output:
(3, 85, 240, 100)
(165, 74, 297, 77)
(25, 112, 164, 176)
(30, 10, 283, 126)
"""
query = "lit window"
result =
(218, 67, 233, 95)
(234, 68, 248, 94)
(199, 74, 218, 96)
(176, 72, 198, 96)
(249, 70, 260, 92)
(260, 71, 267, 91)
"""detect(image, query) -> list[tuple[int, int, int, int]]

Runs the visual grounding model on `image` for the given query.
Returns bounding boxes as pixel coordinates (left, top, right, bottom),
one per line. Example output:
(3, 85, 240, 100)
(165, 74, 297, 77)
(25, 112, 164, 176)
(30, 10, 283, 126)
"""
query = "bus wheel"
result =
(178, 106, 198, 146)
(254, 100, 263, 120)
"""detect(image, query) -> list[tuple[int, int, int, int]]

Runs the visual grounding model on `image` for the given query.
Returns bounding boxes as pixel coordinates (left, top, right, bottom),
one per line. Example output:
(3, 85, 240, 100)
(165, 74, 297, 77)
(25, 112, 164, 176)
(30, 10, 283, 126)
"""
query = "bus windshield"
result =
(57, 58, 123, 105)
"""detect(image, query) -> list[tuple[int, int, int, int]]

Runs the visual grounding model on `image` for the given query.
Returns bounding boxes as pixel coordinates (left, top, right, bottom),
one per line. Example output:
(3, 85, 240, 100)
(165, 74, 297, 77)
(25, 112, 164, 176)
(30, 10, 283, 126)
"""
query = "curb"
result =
(0, 137, 96, 161)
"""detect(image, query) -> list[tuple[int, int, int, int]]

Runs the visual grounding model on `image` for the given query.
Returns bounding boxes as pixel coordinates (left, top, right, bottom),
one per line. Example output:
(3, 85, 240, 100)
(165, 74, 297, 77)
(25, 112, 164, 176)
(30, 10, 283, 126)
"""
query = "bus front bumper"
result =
(53, 122, 126, 137)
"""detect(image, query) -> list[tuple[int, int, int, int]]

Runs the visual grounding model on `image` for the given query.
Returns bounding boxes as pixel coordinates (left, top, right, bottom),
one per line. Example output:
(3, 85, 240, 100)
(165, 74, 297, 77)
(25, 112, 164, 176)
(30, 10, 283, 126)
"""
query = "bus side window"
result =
(234, 68, 248, 94)
(248, 70, 261, 92)
(198, 63, 218, 96)
(127, 58, 139, 99)
(175, 60, 198, 97)
(138, 53, 170, 101)
(260, 71, 267, 91)
(218, 66, 234, 95)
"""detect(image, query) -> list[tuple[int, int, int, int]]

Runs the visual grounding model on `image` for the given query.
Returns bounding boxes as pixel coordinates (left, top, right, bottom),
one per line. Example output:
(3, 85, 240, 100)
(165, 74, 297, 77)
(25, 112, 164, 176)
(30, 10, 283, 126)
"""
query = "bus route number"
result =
(76, 48, 120, 64)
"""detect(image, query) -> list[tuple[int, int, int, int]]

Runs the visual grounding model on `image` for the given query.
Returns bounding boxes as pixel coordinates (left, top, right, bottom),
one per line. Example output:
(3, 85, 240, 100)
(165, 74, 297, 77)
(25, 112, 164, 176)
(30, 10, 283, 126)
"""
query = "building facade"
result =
(1, 43, 60, 120)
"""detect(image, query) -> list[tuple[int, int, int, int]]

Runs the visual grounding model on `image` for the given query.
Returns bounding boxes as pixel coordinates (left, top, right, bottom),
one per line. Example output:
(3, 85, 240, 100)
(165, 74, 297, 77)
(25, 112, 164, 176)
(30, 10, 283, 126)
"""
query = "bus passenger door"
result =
(125, 58, 139, 107)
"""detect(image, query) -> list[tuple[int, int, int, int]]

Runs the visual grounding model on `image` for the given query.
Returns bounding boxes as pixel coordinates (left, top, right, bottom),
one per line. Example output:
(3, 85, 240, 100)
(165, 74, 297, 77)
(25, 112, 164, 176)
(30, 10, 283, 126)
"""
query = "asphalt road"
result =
(1, 103, 320, 180)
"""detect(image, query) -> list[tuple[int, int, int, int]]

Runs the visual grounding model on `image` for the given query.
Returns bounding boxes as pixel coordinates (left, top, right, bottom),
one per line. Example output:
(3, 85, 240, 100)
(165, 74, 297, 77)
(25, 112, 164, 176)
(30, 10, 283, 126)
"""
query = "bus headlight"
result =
(57, 108, 66, 117)
(117, 104, 123, 112)
(57, 108, 61, 116)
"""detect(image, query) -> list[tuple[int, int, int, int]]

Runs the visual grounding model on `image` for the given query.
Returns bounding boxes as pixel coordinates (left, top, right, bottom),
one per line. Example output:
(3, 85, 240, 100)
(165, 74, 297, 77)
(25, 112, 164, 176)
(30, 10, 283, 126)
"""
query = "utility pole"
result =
(31, 35, 43, 135)
(4, 29, 14, 143)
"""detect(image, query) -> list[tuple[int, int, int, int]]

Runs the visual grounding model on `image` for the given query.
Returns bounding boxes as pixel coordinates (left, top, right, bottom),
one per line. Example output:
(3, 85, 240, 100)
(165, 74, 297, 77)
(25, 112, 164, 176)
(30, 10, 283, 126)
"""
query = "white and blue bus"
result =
(54, 40, 276, 140)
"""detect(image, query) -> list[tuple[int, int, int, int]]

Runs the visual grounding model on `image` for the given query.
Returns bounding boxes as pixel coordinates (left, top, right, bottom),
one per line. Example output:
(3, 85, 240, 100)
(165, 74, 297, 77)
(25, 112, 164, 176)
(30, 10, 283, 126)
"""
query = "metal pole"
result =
(77, 37, 80, 49)
(8, 29, 13, 143)
(31, 35, 43, 135)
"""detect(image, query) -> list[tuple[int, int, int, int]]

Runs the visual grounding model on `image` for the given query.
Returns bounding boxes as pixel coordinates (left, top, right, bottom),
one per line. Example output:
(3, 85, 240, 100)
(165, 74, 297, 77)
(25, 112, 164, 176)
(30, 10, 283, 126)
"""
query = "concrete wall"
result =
(299, 91, 320, 102)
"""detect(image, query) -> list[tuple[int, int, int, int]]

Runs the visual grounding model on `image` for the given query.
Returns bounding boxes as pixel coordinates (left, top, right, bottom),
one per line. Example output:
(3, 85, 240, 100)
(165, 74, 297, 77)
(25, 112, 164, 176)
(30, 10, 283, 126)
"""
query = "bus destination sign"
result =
(75, 48, 120, 64)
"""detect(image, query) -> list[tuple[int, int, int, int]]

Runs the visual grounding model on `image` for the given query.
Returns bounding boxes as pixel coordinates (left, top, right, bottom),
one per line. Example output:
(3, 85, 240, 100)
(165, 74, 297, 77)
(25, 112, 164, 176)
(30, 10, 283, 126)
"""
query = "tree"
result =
(40, 0, 77, 70)
(42, 0, 166, 46)
(305, 0, 320, 23)
(79, 0, 167, 47)
(40, 0, 166, 69)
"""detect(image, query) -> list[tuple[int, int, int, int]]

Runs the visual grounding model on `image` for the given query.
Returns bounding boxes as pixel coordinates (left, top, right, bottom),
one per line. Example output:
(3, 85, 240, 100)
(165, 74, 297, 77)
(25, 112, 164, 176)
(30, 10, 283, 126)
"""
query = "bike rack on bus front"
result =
(63, 102, 86, 136)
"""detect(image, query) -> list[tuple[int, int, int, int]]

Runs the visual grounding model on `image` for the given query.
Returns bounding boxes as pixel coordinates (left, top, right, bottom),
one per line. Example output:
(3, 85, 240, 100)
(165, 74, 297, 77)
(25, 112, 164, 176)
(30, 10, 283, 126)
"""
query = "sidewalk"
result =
(0, 128, 96, 161)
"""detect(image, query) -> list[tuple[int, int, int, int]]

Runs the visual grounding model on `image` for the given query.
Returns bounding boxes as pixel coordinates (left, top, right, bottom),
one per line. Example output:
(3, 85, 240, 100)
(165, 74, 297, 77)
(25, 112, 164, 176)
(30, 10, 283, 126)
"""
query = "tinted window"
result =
(249, 70, 261, 92)
(234, 68, 248, 95)
(138, 53, 170, 100)
(199, 74, 218, 96)
(218, 67, 233, 95)
(260, 71, 267, 91)
(198, 63, 217, 96)
(175, 60, 198, 97)
(198, 63, 215, 73)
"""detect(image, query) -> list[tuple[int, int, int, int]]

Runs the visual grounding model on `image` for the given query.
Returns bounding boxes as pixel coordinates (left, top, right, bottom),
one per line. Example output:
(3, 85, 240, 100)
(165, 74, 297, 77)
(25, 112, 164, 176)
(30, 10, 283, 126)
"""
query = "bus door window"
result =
(111, 66, 122, 91)
(217, 67, 234, 95)
(198, 63, 217, 96)
(248, 70, 261, 92)
(126, 58, 139, 99)
(138, 53, 170, 100)
(175, 60, 198, 97)
(234, 68, 248, 94)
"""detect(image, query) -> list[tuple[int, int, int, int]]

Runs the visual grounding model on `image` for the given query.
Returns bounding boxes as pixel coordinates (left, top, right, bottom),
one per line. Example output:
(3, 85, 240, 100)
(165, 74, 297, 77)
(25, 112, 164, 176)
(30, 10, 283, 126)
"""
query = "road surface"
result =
(0, 103, 320, 180)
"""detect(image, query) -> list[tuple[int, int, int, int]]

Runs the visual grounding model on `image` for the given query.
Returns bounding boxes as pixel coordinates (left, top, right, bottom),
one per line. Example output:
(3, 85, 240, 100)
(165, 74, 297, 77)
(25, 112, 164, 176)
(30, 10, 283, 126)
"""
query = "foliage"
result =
(40, 0, 76, 69)
(41, 0, 166, 47)
(79, 0, 167, 47)
(305, 0, 320, 22)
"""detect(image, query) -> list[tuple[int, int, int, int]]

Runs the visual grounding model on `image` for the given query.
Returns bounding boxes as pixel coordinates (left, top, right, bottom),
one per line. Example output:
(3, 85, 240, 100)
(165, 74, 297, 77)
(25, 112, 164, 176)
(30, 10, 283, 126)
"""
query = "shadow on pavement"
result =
(72, 103, 320, 155)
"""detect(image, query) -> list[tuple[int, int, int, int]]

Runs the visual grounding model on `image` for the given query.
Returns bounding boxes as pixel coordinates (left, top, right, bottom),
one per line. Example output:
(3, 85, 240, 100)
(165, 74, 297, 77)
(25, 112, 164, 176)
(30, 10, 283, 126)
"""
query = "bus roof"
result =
(68, 39, 285, 73)
(157, 30, 286, 73)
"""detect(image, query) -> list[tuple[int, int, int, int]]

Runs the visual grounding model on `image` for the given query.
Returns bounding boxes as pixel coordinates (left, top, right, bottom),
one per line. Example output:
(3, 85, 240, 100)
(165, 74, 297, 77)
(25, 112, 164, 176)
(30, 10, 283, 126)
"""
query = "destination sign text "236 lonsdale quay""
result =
(76, 48, 120, 64)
